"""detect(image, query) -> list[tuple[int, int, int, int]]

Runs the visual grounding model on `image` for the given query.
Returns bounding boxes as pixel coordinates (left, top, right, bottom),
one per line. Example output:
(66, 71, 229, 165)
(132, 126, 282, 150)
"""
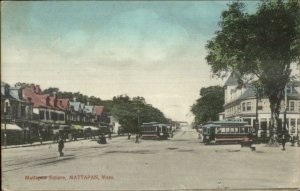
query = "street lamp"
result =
(4, 99, 11, 148)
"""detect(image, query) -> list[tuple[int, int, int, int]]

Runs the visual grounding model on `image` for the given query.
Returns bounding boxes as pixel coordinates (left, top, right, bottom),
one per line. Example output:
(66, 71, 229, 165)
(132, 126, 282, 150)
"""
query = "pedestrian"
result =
(58, 137, 64, 157)
(282, 133, 286, 151)
(39, 132, 43, 145)
(135, 135, 139, 144)
(109, 133, 112, 140)
(128, 133, 131, 140)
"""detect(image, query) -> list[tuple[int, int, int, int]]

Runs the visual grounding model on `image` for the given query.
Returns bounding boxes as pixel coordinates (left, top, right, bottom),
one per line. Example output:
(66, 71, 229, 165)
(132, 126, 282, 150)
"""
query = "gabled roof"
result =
(84, 105, 94, 114)
(8, 87, 24, 102)
(57, 99, 69, 110)
(94, 106, 104, 116)
(224, 72, 239, 86)
(69, 101, 85, 112)
(23, 87, 49, 108)
(23, 86, 64, 110)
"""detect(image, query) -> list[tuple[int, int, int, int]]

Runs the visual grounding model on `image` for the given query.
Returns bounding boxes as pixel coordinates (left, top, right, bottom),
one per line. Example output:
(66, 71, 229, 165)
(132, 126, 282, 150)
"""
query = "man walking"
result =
(58, 137, 64, 157)
(282, 133, 286, 151)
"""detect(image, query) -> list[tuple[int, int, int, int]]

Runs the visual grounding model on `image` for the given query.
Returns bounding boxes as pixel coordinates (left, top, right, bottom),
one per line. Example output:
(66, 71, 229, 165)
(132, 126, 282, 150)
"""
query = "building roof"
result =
(84, 105, 94, 114)
(225, 81, 300, 106)
(94, 106, 104, 116)
(8, 87, 24, 102)
(57, 99, 69, 110)
(69, 101, 84, 112)
(23, 87, 50, 108)
(224, 72, 239, 86)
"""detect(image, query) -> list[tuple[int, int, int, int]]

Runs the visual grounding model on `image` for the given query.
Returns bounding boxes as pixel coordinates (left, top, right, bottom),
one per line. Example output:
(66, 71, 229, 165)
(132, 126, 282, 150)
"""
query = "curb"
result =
(2, 134, 120, 149)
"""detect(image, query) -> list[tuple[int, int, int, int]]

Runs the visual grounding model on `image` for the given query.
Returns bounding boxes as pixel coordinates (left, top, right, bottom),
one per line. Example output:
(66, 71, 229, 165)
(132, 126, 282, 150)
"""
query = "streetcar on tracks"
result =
(201, 119, 254, 144)
(140, 122, 169, 140)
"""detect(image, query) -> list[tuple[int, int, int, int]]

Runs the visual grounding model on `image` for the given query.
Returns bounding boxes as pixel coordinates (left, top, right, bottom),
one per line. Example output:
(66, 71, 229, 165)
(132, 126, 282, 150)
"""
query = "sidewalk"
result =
(1, 134, 119, 149)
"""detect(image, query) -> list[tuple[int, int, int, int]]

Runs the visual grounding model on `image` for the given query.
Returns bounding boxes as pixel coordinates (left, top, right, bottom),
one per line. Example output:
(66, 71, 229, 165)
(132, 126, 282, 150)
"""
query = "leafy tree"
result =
(191, 86, 224, 124)
(43, 87, 59, 96)
(206, 1, 300, 137)
(111, 95, 167, 133)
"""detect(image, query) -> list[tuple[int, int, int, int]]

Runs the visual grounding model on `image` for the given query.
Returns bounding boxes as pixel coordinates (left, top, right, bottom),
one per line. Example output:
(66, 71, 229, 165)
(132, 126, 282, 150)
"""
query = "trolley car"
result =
(140, 122, 169, 140)
(202, 120, 254, 144)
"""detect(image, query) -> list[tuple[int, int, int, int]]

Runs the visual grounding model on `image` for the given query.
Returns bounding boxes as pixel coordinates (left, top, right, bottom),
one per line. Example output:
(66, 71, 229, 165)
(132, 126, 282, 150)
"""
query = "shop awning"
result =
(71, 125, 84, 130)
(1, 124, 23, 131)
(83, 126, 99, 131)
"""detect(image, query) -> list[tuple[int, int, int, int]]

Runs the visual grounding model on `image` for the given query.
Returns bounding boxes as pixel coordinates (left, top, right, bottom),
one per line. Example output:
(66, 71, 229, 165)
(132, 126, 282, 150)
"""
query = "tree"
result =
(111, 95, 167, 133)
(206, 1, 300, 139)
(43, 87, 59, 96)
(191, 86, 224, 124)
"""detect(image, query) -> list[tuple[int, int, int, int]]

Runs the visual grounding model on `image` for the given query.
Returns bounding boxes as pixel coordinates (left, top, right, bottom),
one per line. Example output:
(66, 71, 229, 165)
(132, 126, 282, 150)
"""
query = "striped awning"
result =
(1, 124, 23, 131)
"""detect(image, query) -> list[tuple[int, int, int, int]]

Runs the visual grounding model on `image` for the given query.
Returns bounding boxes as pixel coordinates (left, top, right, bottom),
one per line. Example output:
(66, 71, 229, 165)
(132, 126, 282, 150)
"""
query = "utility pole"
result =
(283, 84, 288, 135)
(4, 99, 10, 148)
(137, 109, 140, 136)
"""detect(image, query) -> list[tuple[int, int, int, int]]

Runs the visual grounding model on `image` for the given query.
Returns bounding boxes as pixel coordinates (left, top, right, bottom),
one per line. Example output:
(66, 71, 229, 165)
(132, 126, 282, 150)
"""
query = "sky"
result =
(1, 1, 260, 122)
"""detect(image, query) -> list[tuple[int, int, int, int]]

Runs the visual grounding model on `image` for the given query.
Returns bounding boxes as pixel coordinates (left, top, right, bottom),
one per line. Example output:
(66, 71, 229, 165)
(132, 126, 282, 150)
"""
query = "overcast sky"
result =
(1, 1, 260, 122)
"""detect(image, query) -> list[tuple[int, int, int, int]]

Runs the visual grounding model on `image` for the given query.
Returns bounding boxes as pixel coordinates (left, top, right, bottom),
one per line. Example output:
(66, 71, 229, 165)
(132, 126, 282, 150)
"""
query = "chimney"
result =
(46, 96, 50, 106)
(54, 98, 58, 107)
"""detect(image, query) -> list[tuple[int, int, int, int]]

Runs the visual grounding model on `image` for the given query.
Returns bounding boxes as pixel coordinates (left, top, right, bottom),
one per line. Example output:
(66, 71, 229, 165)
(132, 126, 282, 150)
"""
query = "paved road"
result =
(2, 129, 300, 191)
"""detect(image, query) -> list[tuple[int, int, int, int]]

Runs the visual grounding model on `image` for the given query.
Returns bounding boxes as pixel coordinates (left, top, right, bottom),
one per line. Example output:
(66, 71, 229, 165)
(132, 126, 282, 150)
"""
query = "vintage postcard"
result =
(1, 1, 300, 191)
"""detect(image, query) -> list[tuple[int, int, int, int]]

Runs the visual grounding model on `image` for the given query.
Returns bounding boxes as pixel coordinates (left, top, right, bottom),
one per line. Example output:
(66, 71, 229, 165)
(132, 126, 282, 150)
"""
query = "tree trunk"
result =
(268, 88, 284, 146)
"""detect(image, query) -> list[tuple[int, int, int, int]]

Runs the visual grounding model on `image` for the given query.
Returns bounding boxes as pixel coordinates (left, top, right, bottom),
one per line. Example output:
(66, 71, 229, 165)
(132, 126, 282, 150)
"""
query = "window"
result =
(221, 128, 226, 133)
(257, 105, 263, 110)
(39, 110, 45, 120)
(298, 102, 300, 112)
(46, 111, 50, 120)
(225, 128, 229, 133)
(51, 112, 58, 121)
(245, 128, 249, 133)
(290, 101, 294, 111)
(244, 118, 251, 125)
(240, 127, 245, 133)
(247, 102, 251, 111)
(234, 127, 239, 133)
(59, 114, 65, 121)
(21, 106, 26, 117)
(260, 118, 267, 130)
(242, 103, 246, 111)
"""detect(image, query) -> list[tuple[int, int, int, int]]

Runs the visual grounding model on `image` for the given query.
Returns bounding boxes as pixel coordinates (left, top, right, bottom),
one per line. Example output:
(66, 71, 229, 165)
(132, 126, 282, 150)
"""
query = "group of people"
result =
(127, 133, 140, 143)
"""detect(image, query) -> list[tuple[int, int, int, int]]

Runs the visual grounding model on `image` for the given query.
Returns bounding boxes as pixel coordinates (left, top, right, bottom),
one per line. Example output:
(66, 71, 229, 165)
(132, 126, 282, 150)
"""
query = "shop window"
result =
(46, 111, 50, 120)
(39, 110, 45, 120)
(59, 114, 65, 121)
(51, 112, 58, 121)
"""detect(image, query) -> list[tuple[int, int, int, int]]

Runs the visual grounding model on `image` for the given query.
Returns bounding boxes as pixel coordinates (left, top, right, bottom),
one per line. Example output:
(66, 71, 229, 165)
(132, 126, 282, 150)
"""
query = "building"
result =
(223, 73, 300, 140)
(1, 82, 33, 145)
(22, 85, 66, 141)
